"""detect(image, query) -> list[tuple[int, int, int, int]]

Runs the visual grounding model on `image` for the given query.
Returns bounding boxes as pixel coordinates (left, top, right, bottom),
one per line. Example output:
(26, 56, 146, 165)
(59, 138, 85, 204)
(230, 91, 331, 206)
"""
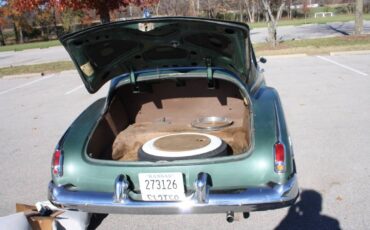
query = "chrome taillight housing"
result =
(274, 142, 285, 173)
(51, 149, 63, 177)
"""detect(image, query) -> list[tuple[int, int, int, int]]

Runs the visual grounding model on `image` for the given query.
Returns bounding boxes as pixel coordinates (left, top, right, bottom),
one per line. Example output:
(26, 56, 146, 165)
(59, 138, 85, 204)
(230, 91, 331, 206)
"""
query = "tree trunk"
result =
(355, 0, 363, 35)
(188, 0, 196, 17)
(19, 26, 24, 44)
(251, 0, 256, 23)
(267, 21, 277, 47)
(41, 28, 45, 39)
(52, 7, 59, 36)
(246, 1, 253, 23)
(13, 22, 19, 43)
(262, 0, 286, 47)
(264, 9, 276, 45)
(155, 0, 160, 16)
(239, 0, 243, 22)
(99, 4, 111, 23)
(245, 0, 256, 23)
(46, 26, 50, 41)
(0, 27, 5, 46)
(207, 0, 211, 18)
(276, 2, 285, 21)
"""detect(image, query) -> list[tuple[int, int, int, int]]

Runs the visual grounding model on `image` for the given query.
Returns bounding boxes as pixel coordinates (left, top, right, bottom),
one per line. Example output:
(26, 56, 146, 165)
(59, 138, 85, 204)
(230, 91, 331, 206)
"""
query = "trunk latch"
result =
(205, 58, 215, 89)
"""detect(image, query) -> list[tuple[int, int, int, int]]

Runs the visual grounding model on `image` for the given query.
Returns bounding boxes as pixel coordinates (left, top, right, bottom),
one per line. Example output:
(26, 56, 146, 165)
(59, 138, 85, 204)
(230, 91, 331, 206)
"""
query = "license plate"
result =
(139, 173, 185, 201)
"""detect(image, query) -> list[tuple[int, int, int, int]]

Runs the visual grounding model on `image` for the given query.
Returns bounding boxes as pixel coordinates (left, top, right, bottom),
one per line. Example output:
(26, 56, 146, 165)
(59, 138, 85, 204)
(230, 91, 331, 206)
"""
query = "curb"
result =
(262, 49, 370, 58)
(264, 53, 307, 58)
(1, 73, 44, 79)
(60, 69, 78, 74)
(330, 50, 370, 56)
(0, 69, 76, 79)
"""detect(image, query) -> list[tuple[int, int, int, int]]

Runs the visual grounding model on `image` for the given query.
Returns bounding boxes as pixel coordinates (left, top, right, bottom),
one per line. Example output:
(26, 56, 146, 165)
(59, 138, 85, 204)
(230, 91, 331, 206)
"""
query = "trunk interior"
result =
(87, 78, 251, 162)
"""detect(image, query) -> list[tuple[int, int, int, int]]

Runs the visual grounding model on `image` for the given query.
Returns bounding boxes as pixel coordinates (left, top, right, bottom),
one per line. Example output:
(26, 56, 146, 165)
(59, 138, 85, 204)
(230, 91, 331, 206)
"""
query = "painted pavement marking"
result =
(64, 84, 84, 95)
(317, 55, 368, 76)
(0, 74, 55, 96)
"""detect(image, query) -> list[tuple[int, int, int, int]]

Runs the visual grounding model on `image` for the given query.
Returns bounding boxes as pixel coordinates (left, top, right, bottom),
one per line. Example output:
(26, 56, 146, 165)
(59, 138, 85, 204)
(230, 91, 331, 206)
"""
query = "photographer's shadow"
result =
(275, 190, 341, 230)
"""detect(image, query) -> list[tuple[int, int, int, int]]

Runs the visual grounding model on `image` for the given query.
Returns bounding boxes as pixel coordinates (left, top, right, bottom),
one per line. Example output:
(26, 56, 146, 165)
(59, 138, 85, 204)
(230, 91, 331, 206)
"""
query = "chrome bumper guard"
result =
(48, 173, 299, 214)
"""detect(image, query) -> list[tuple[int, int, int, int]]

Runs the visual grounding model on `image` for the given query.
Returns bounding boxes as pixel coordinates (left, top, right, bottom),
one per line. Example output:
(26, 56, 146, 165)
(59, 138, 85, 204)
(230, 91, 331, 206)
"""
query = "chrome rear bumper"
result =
(48, 175, 298, 214)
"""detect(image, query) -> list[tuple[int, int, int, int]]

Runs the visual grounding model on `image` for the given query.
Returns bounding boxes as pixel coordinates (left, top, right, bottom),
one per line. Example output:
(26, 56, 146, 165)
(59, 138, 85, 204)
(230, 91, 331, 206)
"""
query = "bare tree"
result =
(203, 0, 225, 18)
(188, 0, 197, 16)
(261, 0, 286, 47)
(160, 0, 182, 16)
(155, 0, 161, 16)
(239, 0, 243, 22)
(303, 0, 310, 22)
(244, 0, 258, 23)
(287, 0, 292, 19)
(355, 0, 363, 35)
(161, 0, 210, 16)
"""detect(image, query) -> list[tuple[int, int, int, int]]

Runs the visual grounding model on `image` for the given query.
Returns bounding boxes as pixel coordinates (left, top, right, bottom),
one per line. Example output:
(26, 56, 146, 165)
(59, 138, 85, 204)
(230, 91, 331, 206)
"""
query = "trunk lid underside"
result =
(60, 17, 250, 93)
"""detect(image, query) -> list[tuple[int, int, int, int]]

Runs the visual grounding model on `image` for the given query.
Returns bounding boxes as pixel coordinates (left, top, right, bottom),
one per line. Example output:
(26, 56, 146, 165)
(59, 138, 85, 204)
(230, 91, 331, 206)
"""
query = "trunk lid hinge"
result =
(129, 69, 152, 94)
(130, 69, 140, 93)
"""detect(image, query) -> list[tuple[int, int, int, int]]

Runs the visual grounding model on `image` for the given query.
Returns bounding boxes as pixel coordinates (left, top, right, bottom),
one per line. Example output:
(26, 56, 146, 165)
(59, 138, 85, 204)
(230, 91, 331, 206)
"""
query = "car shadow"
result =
(87, 213, 108, 230)
(275, 189, 341, 230)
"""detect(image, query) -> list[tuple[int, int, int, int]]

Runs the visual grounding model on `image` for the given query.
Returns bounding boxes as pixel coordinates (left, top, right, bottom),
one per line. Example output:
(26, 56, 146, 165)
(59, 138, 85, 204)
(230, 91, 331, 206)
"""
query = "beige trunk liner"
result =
(112, 122, 249, 161)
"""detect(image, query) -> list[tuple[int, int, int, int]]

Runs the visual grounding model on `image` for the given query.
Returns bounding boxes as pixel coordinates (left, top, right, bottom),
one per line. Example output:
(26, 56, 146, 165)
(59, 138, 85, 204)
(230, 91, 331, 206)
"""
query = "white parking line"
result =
(0, 74, 55, 96)
(317, 55, 368, 76)
(64, 84, 84, 95)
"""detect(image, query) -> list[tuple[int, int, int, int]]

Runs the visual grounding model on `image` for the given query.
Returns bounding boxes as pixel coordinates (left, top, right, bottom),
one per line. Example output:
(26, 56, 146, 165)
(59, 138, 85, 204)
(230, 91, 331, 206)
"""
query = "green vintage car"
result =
(48, 17, 298, 222)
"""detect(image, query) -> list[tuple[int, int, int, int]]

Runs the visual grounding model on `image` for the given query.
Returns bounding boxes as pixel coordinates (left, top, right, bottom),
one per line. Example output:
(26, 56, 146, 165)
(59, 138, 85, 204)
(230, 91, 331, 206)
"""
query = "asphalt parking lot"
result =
(0, 53, 369, 229)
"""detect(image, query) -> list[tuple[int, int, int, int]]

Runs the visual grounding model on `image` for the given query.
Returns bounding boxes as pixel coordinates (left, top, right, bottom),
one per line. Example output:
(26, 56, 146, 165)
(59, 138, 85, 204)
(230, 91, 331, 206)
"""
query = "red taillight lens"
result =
(274, 143, 285, 173)
(274, 143, 285, 162)
(52, 149, 63, 177)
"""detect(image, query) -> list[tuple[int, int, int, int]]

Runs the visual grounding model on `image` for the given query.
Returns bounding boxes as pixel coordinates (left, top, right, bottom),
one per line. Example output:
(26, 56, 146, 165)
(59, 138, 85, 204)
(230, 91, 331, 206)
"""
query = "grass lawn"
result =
(0, 40, 61, 52)
(255, 35, 370, 56)
(0, 61, 74, 77)
(250, 14, 370, 28)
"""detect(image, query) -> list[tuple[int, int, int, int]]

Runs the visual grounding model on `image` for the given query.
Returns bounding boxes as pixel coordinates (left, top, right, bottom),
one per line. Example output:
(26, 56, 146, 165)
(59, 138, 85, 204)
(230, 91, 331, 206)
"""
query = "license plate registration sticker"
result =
(139, 173, 185, 201)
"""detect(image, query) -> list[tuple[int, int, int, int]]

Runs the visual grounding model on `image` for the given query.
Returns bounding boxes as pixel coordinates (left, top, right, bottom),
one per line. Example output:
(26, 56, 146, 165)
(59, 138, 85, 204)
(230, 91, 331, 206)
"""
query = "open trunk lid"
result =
(59, 17, 250, 93)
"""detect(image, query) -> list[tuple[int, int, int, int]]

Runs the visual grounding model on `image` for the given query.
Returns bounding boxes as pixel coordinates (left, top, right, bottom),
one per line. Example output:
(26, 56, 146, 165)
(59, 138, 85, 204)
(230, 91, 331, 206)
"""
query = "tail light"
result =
(274, 142, 285, 173)
(52, 149, 63, 177)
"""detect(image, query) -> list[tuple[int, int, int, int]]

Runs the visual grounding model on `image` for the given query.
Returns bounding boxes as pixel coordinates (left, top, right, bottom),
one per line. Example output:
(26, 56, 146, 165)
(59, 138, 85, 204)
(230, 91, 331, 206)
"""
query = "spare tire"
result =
(138, 132, 228, 161)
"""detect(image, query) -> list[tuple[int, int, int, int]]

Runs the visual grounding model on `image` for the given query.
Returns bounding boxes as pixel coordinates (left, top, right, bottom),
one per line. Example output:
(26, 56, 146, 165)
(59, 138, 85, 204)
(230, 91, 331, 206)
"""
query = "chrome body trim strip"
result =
(273, 102, 282, 143)
(48, 175, 298, 214)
